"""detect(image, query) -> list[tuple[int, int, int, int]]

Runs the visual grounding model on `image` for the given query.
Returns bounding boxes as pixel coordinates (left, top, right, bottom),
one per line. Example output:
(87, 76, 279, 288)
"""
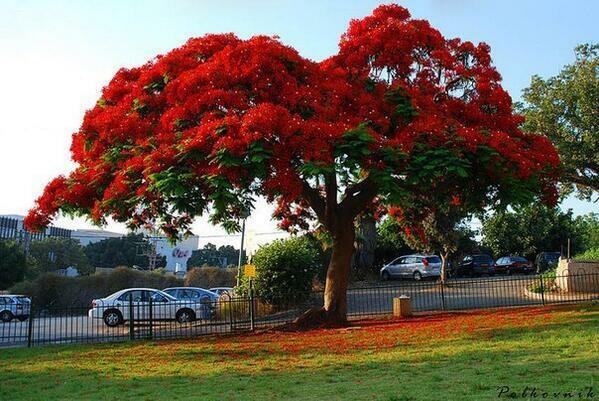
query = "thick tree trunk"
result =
(323, 223, 356, 323)
(293, 220, 355, 328)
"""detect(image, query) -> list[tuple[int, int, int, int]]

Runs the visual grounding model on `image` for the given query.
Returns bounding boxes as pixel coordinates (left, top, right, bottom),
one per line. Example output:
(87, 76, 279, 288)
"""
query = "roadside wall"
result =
(555, 259, 599, 293)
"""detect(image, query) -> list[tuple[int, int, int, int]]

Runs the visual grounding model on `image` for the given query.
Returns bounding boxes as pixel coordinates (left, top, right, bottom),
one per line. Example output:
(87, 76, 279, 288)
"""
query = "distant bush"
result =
(184, 266, 238, 288)
(10, 267, 182, 308)
(574, 248, 599, 262)
(240, 237, 321, 309)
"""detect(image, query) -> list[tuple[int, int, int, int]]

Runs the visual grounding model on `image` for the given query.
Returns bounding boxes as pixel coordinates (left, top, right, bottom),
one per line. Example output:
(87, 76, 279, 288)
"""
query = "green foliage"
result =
(574, 213, 599, 252)
(10, 267, 182, 308)
(187, 243, 245, 268)
(84, 233, 165, 269)
(241, 237, 322, 308)
(0, 241, 28, 289)
(575, 248, 599, 261)
(521, 43, 599, 199)
(184, 266, 238, 288)
(481, 205, 584, 260)
(374, 218, 412, 267)
(28, 238, 92, 276)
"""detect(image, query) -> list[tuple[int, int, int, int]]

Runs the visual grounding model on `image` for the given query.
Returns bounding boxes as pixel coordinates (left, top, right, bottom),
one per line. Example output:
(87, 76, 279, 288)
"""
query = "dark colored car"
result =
(453, 254, 495, 277)
(535, 252, 561, 273)
(494, 256, 534, 275)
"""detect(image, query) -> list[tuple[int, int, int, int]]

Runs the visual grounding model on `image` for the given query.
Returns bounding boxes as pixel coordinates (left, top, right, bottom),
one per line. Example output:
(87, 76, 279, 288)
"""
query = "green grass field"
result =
(0, 304, 597, 401)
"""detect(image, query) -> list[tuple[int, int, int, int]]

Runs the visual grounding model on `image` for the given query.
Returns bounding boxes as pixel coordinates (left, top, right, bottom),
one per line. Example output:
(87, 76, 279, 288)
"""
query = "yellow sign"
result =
(244, 264, 256, 277)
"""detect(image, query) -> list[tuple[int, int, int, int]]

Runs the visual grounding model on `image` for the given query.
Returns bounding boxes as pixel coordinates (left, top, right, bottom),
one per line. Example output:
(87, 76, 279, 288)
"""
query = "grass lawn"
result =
(0, 304, 597, 401)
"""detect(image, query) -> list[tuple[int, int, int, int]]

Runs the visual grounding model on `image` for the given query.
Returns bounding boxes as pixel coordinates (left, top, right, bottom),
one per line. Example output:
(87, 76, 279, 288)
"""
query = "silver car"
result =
(0, 295, 31, 322)
(380, 254, 442, 281)
(89, 288, 208, 327)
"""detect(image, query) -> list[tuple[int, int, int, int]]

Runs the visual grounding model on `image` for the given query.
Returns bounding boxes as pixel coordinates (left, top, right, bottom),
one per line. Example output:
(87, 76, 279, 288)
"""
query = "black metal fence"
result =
(1, 272, 597, 348)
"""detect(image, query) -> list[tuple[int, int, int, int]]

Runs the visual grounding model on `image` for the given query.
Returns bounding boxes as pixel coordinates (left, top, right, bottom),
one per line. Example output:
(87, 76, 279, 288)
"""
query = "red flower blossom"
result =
(25, 4, 559, 238)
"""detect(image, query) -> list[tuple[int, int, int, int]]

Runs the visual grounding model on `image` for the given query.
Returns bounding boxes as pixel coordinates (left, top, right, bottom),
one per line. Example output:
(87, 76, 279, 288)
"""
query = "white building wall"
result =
(154, 235, 199, 272)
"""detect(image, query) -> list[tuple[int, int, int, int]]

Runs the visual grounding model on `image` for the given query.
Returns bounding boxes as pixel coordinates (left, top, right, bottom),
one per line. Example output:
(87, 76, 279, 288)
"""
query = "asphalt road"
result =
(0, 275, 553, 348)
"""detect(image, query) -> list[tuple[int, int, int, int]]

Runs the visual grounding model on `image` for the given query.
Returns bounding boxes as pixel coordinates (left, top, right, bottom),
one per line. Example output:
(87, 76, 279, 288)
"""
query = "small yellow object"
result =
(244, 264, 256, 277)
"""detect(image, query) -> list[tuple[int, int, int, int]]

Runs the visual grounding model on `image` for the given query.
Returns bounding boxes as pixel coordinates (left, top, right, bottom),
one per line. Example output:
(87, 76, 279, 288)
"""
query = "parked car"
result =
(88, 288, 208, 327)
(209, 287, 234, 299)
(494, 256, 534, 275)
(380, 254, 442, 281)
(0, 295, 31, 323)
(453, 254, 495, 277)
(535, 252, 561, 273)
(163, 287, 219, 320)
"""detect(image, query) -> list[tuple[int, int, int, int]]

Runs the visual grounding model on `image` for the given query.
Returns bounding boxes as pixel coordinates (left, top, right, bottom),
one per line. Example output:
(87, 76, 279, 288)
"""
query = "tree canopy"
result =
(25, 5, 559, 322)
(521, 44, 598, 200)
(480, 205, 596, 260)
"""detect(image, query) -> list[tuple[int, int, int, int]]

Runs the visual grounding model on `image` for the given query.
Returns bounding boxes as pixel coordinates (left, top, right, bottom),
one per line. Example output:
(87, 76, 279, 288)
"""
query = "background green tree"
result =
(481, 205, 585, 259)
(521, 43, 599, 200)
(374, 217, 412, 268)
(0, 241, 28, 289)
(187, 243, 245, 268)
(84, 234, 165, 269)
(28, 238, 92, 276)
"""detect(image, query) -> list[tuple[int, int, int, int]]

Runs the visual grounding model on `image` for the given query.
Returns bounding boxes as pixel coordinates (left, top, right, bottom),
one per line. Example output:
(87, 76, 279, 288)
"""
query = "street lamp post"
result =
(236, 218, 246, 286)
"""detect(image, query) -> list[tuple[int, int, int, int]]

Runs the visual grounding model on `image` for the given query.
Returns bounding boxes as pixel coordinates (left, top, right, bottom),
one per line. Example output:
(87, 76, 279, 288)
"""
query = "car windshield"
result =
(546, 253, 560, 261)
(512, 257, 528, 262)
(14, 296, 30, 304)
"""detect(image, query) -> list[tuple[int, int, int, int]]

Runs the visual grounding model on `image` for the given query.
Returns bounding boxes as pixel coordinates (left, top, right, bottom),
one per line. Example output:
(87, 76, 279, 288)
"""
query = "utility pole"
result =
(137, 237, 159, 270)
(236, 218, 246, 286)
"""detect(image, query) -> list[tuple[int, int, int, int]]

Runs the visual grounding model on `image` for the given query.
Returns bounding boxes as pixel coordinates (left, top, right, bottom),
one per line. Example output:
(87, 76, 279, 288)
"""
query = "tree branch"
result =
(301, 181, 326, 223)
(340, 176, 378, 219)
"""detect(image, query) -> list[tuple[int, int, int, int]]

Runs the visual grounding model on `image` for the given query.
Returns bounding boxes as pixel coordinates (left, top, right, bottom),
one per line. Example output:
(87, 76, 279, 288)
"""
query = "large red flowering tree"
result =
(27, 5, 559, 323)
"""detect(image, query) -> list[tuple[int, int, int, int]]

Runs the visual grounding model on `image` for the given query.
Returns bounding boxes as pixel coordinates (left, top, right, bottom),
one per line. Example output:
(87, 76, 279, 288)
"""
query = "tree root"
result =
(277, 307, 350, 331)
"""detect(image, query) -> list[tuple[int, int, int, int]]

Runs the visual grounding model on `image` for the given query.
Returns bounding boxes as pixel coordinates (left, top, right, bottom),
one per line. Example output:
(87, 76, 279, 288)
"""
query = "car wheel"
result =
(176, 308, 196, 324)
(381, 271, 391, 281)
(103, 309, 123, 327)
(0, 310, 13, 323)
(17, 315, 28, 322)
(413, 271, 422, 281)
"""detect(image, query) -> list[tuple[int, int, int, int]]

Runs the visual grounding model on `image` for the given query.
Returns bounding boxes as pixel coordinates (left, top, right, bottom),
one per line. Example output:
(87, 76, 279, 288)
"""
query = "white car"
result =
(88, 288, 207, 327)
(0, 295, 31, 323)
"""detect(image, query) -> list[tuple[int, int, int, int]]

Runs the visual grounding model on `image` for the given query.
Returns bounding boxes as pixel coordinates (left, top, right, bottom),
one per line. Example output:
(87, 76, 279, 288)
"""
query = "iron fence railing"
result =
(1, 272, 597, 348)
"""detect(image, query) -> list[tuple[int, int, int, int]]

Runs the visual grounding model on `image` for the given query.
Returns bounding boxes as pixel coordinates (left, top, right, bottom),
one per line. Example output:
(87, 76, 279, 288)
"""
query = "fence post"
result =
(27, 304, 34, 348)
(228, 296, 234, 332)
(440, 280, 446, 311)
(539, 274, 546, 306)
(128, 294, 135, 341)
(249, 279, 255, 332)
(148, 297, 153, 340)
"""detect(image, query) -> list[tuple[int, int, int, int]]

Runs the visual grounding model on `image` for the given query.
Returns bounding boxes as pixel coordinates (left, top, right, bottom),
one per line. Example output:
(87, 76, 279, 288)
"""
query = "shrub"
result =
(10, 267, 183, 308)
(241, 237, 321, 308)
(184, 266, 238, 288)
(574, 248, 599, 262)
(528, 268, 558, 294)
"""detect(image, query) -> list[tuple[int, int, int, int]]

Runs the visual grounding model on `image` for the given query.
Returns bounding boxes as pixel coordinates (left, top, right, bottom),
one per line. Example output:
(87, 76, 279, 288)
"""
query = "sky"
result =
(0, 0, 597, 248)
